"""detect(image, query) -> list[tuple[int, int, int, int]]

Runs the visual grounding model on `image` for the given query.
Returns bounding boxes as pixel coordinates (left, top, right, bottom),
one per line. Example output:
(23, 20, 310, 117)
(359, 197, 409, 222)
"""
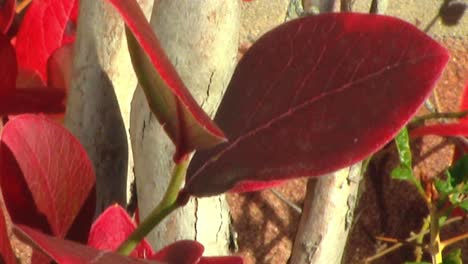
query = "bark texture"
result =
(290, 163, 362, 264)
(65, 0, 153, 214)
(130, 0, 240, 254)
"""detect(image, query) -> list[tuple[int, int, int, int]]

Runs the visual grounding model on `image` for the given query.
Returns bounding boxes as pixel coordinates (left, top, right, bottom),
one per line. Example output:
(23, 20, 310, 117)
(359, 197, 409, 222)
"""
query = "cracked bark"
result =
(65, 0, 153, 215)
(130, 0, 240, 254)
(289, 163, 363, 264)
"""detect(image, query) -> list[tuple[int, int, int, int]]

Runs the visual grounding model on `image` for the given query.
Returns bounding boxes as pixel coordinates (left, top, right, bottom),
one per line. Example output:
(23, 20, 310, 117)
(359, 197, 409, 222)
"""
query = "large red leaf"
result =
(14, 225, 162, 264)
(0, 208, 15, 264)
(88, 205, 154, 259)
(15, 0, 78, 80)
(106, 0, 226, 160)
(185, 13, 449, 197)
(0, 114, 95, 237)
(0, 0, 14, 33)
(198, 257, 243, 264)
(0, 32, 16, 96)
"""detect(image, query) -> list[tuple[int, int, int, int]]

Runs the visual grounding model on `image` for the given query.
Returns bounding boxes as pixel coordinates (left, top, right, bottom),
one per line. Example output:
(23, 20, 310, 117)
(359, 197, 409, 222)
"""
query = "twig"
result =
(441, 231, 468, 249)
(410, 110, 468, 125)
(374, 236, 423, 247)
(364, 216, 464, 263)
(269, 189, 302, 214)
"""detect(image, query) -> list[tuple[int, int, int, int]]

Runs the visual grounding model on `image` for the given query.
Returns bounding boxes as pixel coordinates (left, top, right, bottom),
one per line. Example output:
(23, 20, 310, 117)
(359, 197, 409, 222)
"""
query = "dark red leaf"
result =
(149, 240, 203, 264)
(88, 205, 154, 259)
(0, 88, 66, 115)
(0, 34, 66, 116)
(0, 0, 14, 33)
(410, 123, 468, 138)
(15, 0, 78, 80)
(31, 249, 53, 264)
(65, 185, 96, 243)
(0, 114, 95, 237)
(185, 13, 449, 197)
(106, 0, 226, 160)
(0, 143, 52, 235)
(0, 208, 16, 264)
(14, 225, 162, 264)
(0, 32, 16, 96)
(198, 257, 243, 264)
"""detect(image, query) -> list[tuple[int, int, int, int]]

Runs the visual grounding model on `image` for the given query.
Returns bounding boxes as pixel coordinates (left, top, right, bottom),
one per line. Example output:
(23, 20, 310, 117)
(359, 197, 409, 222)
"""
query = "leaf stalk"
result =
(117, 156, 189, 255)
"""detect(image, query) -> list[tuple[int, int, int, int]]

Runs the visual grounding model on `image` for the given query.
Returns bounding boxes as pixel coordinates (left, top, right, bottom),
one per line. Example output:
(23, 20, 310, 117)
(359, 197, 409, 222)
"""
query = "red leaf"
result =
(410, 123, 468, 138)
(65, 185, 96, 243)
(106, 0, 226, 160)
(16, 69, 45, 89)
(0, 32, 16, 96)
(149, 240, 203, 264)
(198, 257, 243, 264)
(0, 143, 52, 234)
(0, 114, 95, 237)
(31, 250, 53, 264)
(0, 208, 16, 264)
(0, 0, 14, 33)
(88, 205, 154, 259)
(13, 225, 163, 264)
(47, 44, 73, 92)
(0, 88, 66, 115)
(0, 34, 66, 116)
(185, 13, 449, 197)
(15, 0, 78, 80)
(229, 179, 286, 193)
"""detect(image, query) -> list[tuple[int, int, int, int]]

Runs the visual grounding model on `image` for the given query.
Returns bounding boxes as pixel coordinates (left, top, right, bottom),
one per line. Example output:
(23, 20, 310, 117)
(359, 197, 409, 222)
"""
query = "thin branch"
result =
(410, 110, 468, 125)
(269, 189, 302, 214)
(441, 231, 468, 249)
(365, 216, 464, 263)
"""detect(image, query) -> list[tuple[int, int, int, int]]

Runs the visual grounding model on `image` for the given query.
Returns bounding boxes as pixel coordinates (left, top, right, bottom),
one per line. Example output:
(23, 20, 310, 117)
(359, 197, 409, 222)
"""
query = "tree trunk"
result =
(65, 0, 153, 214)
(289, 163, 362, 263)
(130, 0, 240, 254)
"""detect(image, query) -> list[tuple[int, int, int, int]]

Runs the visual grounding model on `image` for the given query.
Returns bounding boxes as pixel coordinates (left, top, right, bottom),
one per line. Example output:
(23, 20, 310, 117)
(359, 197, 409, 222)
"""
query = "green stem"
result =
(429, 206, 443, 264)
(117, 157, 190, 256)
(414, 216, 430, 262)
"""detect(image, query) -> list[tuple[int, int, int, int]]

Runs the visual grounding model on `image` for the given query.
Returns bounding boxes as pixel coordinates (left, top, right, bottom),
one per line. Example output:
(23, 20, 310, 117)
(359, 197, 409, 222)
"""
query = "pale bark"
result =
(65, 0, 153, 214)
(130, 0, 240, 254)
(290, 163, 362, 264)
(302, 0, 339, 13)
